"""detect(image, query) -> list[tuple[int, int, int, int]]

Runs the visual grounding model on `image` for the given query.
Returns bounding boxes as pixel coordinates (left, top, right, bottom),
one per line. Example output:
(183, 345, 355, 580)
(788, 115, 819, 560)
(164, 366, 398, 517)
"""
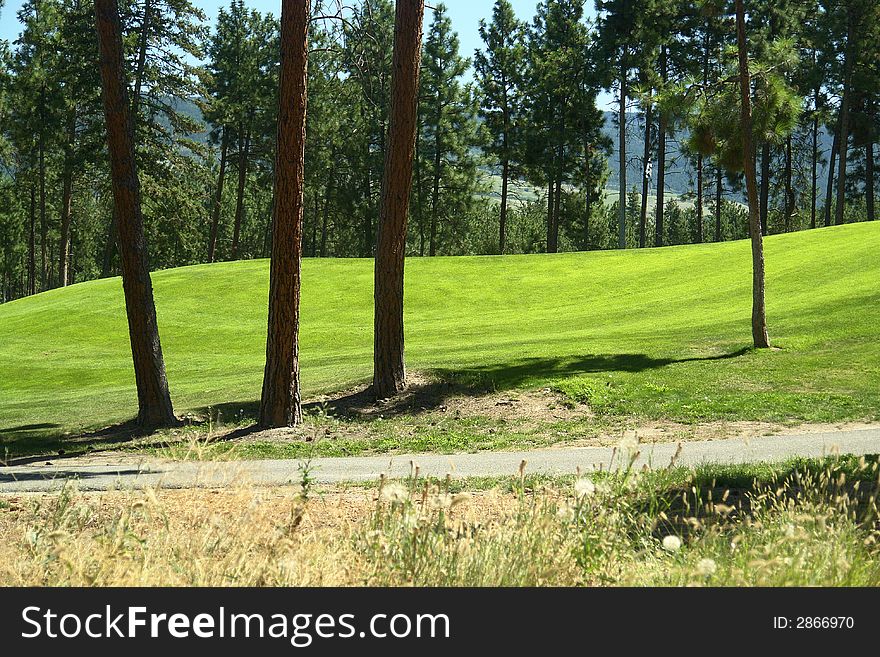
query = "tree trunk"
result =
(584, 140, 592, 249)
(834, 10, 854, 227)
(39, 104, 47, 290)
(783, 134, 793, 231)
(208, 129, 229, 263)
(639, 98, 652, 249)
(655, 46, 667, 248)
(373, 0, 424, 399)
(95, 0, 176, 429)
(499, 157, 509, 254)
(715, 167, 723, 242)
(28, 183, 36, 296)
(824, 120, 839, 227)
(231, 128, 251, 259)
(867, 141, 876, 222)
(259, 0, 310, 428)
(132, 0, 152, 122)
(811, 99, 819, 229)
(618, 50, 627, 249)
(551, 175, 561, 253)
(58, 110, 77, 287)
(696, 155, 704, 243)
(430, 104, 442, 257)
(320, 177, 332, 257)
(735, 0, 770, 349)
(759, 142, 770, 235)
(546, 181, 554, 252)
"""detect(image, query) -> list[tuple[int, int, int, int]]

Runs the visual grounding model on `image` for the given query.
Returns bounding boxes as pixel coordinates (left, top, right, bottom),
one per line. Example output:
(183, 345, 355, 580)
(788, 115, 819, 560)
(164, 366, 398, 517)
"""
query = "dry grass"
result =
(1, 455, 879, 587)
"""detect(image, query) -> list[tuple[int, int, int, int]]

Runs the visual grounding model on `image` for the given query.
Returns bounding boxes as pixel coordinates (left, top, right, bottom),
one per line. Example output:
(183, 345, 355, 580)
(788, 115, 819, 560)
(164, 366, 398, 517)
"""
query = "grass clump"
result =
(1, 455, 878, 587)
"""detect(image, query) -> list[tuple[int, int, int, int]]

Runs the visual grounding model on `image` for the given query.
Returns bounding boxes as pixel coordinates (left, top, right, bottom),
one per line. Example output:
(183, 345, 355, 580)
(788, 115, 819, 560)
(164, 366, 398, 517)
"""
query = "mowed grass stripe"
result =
(1, 222, 878, 439)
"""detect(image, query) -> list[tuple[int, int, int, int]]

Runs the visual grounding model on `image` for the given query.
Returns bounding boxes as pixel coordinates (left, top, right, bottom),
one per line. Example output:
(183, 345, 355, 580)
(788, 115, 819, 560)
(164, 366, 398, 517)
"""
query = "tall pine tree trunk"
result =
(811, 98, 819, 229)
(834, 10, 854, 227)
(867, 141, 875, 222)
(715, 168, 723, 241)
(499, 156, 509, 254)
(430, 118, 441, 257)
(784, 134, 793, 232)
(759, 143, 770, 235)
(655, 46, 667, 248)
(231, 128, 251, 259)
(735, 0, 770, 349)
(618, 50, 627, 249)
(95, 0, 176, 429)
(28, 183, 36, 296)
(208, 129, 229, 263)
(320, 176, 332, 257)
(639, 98, 652, 249)
(259, 0, 310, 428)
(39, 102, 47, 290)
(373, 0, 424, 399)
(824, 120, 839, 227)
(58, 110, 77, 287)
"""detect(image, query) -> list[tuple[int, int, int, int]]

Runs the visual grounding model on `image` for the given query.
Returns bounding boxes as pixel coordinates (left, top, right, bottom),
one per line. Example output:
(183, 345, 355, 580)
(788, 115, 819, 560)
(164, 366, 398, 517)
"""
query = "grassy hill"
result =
(1, 222, 879, 453)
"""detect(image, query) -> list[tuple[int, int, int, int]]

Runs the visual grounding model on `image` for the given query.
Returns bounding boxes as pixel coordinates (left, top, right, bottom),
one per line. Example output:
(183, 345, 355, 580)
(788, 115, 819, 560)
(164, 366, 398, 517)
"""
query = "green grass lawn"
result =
(1, 222, 879, 457)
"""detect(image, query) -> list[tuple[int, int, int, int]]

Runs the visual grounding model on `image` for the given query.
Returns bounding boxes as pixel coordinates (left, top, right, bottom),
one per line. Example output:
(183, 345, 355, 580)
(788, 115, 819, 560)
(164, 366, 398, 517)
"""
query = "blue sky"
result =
(0, 0, 610, 105)
(1, 1, 570, 53)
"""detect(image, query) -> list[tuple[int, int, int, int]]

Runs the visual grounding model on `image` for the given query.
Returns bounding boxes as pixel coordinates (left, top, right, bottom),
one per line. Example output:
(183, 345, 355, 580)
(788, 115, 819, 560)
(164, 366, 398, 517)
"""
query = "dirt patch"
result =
(307, 372, 584, 424)
(557, 419, 880, 448)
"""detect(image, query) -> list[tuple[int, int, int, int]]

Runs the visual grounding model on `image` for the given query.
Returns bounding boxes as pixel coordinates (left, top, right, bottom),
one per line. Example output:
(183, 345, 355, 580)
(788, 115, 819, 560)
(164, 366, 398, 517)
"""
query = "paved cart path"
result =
(2, 427, 879, 493)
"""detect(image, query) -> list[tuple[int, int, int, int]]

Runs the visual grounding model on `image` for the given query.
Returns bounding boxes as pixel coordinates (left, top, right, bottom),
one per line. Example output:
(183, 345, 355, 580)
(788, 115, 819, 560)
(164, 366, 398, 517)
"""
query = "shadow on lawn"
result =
(201, 347, 752, 425)
(5, 348, 753, 459)
(431, 348, 752, 393)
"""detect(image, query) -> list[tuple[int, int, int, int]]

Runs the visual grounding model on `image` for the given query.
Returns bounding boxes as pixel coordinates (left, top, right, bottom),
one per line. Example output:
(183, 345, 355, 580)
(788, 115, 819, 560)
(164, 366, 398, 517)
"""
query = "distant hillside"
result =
(179, 99, 836, 200)
(600, 111, 836, 197)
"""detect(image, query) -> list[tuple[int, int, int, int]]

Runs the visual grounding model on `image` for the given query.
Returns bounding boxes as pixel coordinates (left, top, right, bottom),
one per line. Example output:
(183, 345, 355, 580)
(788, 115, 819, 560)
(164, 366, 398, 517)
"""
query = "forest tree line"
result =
(0, 0, 878, 303)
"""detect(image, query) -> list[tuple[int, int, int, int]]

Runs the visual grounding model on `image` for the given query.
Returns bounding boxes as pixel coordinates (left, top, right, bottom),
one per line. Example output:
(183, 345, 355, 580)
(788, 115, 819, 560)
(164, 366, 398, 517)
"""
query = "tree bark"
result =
(639, 98, 652, 249)
(430, 112, 442, 257)
(259, 0, 310, 428)
(696, 155, 704, 243)
(834, 10, 854, 227)
(320, 176, 332, 257)
(618, 50, 627, 249)
(783, 134, 793, 231)
(38, 99, 47, 290)
(715, 167, 723, 242)
(58, 110, 77, 287)
(499, 156, 509, 254)
(231, 128, 251, 259)
(132, 0, 152, 122)
(735, 0, 770, 349)
(207, 129, 229, 263)
(867, 141, 876, 222)
(28, 183, 36, 296)
(759, 142, 770, 235)
(373, 0, 424, 399)
(811, 95, 819, 229)
(655, 46, 667, 248)
(824, 119, 839, 227)
(95, 0, 176, 429)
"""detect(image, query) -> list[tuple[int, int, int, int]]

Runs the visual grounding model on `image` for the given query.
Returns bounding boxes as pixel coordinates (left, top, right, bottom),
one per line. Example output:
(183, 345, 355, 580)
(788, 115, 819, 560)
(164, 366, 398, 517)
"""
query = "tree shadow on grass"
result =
(203, 347, 753, 425)
(432, 348, 752, 393)
(6, 348, 753, 458)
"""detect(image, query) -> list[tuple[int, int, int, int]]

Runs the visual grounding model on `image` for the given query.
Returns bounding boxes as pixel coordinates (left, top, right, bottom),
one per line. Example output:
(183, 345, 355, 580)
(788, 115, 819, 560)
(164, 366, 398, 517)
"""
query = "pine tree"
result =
(259, 0, 309, 429)
(474, 0, 524, 254)
(417, 3, 482, 257)
(95, 0, 177, 428)
(373, 0, 425, 399)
